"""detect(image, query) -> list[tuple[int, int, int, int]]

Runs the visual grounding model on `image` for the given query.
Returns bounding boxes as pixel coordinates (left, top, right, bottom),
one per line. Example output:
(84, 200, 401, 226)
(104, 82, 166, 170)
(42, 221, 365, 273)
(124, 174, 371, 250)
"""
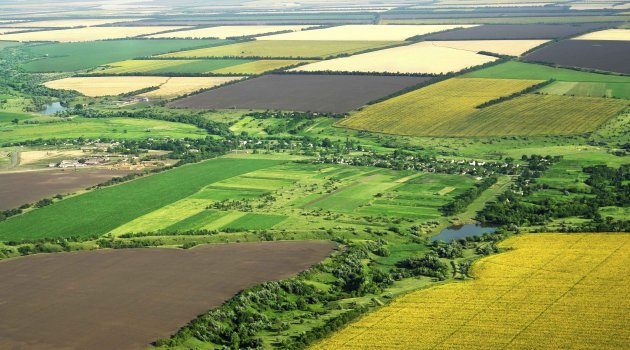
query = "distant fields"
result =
(148, 25, 313, 39)
(313, 233, 630, 350)
(425, 40, 548, 57)
(0, 158, 281, 241)
(158, 40, 399, 59)
(380, 16, 630, 25)
(421, 23, 617, 40)
(0, 117, 207, 144)
(338, 78, 545, 136)
(96, 59, 306, 75)
(0, 26, 188, 42)
(21, 39, 230, 72)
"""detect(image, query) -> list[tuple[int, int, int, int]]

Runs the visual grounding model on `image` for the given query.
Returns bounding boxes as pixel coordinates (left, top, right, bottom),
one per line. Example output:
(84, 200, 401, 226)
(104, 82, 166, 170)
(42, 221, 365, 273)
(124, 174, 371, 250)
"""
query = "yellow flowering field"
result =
(312, 233, 630, 350)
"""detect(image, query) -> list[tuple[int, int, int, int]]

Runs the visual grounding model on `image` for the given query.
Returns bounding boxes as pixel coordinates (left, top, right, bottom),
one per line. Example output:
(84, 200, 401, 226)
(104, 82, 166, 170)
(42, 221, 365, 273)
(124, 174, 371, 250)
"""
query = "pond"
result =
(431, 224, 497, 243)
(39, 101, 67, 115)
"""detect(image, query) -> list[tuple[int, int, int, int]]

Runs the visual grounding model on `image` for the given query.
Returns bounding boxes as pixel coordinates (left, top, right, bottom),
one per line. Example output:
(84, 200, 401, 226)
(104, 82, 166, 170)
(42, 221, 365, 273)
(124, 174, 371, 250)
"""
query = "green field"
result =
(158, 40, 399, 59)
(0, 117, 208, 144)
(0, 111, 34, 122)
(467, 61, 630, 99)
(0, 158, 281, 241)
(0, 41, 20, 50)
(21, 39, 230, 72)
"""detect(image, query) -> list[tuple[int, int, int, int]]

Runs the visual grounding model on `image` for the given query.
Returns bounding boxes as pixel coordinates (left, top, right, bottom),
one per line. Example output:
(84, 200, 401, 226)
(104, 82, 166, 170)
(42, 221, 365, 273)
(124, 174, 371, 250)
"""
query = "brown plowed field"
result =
(169, 74, 430, 113)
(0, 169, 135, 210)
(523, 40, 630, 74)
(0, 241, 335, 350)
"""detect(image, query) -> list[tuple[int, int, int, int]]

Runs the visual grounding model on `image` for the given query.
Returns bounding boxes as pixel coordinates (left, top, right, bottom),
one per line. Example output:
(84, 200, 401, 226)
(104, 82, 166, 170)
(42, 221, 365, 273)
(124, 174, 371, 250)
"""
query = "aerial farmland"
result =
(0, 1, 628, 350)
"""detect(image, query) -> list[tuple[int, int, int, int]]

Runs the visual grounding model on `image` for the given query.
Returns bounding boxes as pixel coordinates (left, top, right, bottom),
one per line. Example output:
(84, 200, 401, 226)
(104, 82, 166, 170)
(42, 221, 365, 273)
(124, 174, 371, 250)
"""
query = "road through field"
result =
(0, 241, 335, 350)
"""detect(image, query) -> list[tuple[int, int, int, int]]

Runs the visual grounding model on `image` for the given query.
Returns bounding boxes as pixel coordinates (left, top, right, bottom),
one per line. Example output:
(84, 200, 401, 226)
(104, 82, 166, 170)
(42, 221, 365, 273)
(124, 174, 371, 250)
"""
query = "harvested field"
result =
(9, 18, 143, 28)
(523, 40, 630, 74)
(95, 59, 305, 75)
(21, 39, 229, 72)
(573, 28, 630, 41)
(292, 42, 497, 74)
(422, 23, 616, 40)
(0, 26, 187, 42)
(312, 233, 630, 350)
(257, 24, 476, 41)
(44, 76, 242, 97)
(158, 40, 398, 59)
(148, 25, 313, 39)
(425, 40, 548, 56)
(0, 169, 135, 210)
(169, 74, 431, 113)
(0, 241, 335, 350)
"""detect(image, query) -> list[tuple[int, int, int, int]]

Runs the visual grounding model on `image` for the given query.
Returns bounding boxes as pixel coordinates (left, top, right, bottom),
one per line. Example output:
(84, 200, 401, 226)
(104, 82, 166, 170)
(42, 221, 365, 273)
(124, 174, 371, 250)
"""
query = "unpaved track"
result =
(0, 241, 335, 350)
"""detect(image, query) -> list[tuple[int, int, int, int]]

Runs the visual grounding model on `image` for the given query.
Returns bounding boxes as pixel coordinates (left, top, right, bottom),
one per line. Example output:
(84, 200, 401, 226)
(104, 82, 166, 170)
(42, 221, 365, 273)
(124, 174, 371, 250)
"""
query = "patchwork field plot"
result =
(339, 78, 546, 136)
(0, 158, 282, 241)
(158, 40, 398, 59)
(0, 117, 208, 144)
(44, 76, 242, 98)
(257, 24, 476, 41)
(169, 74, 430, 113)
(0, 241, 334, 350)
(9, 18, 143, 28)
(148, 25, 313, 39)
(523, 40, 630, 74)
(95, 58, 305, 75)
(422, 23, 617, 40)
(211, 59, 308, 74)
(425, 40, 548, 56)
(574, 28, 630, 41)
(21, 39, 229, 72)
(0, 26, 188, 42)
(292, 42, 496, 74)
(312, 233, 630, 350)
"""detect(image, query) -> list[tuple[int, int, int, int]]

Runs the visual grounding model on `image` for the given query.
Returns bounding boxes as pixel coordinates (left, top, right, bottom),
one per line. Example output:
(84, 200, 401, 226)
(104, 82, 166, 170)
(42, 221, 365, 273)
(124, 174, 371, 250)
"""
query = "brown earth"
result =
(169, 74, 431, 113)
(0, 169, 135, 210)
(0, 241, 335, 350)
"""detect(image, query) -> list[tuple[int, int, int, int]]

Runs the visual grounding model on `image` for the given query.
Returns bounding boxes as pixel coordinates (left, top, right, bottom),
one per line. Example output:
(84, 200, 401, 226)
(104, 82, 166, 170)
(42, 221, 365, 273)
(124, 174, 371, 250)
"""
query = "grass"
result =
(539, 81, 630, 99)
(0, 111, 34, 122)
(21, 39, 230, 72)
(158, 40, 399, 59)
(339, 77, 544, 137)
(312, 233, 630, 350)
(0, 158, 282, 241)
(221, 213, 287, 230)
(0, 117, 207, 144)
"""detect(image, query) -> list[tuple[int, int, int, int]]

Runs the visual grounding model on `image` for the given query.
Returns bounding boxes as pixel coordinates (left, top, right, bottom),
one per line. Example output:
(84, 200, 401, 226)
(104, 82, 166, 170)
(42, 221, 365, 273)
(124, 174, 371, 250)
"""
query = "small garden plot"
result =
(422, 23, 617, 40)
(148, 25, 313, 39)
(220, 213, 287, 230)
(573, 29, 630, 41)
(425, 40, 548, 56)
(257, 24, 476, 41)
(158, 40, 398, 59)
(0, 26, 188, 42)
(292, 42, 497, 74)
(169, 74, 430, 113)
(523, 40, 630, 74)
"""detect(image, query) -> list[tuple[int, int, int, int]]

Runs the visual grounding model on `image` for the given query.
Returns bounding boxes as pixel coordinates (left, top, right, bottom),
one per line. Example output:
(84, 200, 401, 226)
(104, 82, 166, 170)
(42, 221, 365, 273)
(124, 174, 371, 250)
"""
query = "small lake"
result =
(431, 224, 497, 243)
(39, 102, 67, 115)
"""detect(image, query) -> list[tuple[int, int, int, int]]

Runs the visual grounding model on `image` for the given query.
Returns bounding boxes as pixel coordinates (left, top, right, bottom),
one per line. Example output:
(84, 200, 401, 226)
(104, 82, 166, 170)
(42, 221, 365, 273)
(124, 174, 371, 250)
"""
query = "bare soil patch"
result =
(523, 40, 630, 74)
(0, 241, 335, 350)
(169, 74, 430, 113)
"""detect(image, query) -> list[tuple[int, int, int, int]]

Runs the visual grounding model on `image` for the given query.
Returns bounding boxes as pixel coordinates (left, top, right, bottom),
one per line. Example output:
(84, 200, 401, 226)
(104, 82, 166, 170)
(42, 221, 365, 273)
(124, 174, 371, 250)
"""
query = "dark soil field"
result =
(423, 23, 617, 40)
(0, 169, 134, 210)
(0, 241, 335, 350)
(170, 74, 430, 113)
(523, 40, 630, 74)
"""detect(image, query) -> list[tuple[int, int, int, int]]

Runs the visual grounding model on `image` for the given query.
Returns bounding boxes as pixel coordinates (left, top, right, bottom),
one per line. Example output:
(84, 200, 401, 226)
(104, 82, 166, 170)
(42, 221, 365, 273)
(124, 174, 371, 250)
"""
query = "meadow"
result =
(0, 117, 208, 144)
(0, 26, 188, 42)
(312, 233, 630, 350)
(292, 42, 497, 74)
(21, 39, 229, 72)
(158, 40, 399, 59)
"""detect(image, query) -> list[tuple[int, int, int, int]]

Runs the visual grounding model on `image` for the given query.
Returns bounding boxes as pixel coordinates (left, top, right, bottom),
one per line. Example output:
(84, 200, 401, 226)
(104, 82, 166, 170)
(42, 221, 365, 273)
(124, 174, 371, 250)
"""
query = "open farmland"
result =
(0, 158, 281, 241)
(523, 40, 630, 74)
(211, 59, 309, 74)
(421, 23, 617, 40)
(169, 74, 430, 113)
(425, 40, 548, 56)
(95, 59, 305, 75)
(574, 29, 630, 41)
(44, 76, 242, 97)
(0, 241, 334, 350)
(292, 42, 497, 74)
(257, 24, 476, 41)
(312, 233, 630, 350)
(0, 26, 188, 42)
(9, 18, 144, 27)
(381, 16, 630, 25)
(0, 117, 208, 144)
(158, 40, 398, 59)
(148, 25, 313, 39)
(21, 39, 229, 72)
(0, 169, 135, 210)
